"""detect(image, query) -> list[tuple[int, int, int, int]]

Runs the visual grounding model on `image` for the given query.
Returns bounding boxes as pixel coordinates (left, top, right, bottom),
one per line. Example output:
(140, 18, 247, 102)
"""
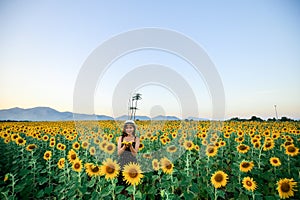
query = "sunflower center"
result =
(71, 154, 76, 159)
(265, 143, 271, 148)
(107, 145, 113, 151)
(246, 180, 252, 186)
(92, 166, 100, 173)
(129, 169, 138, 178)
(166, 163, 172, 170)
(106, 165, 115, 174)
(169, 146, 176, 151)
(285, 142, 292, 146)
(29, 145, 35, 149)
(287, 146, 296, 153)
(46, 153, 50, 158)
(208, 147, 215, 153)
(281, 182, 291, 192)
(214, 174, 223, 182)
(239, 145, 247, 150)
(242, 162, 250, 168)
(18, 139, 24, 143)
(74, 163, 80, 169)
(272, 159, 278, 163)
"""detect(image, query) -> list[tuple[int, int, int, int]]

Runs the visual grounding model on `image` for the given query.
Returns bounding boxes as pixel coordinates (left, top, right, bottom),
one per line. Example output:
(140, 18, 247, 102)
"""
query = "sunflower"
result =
(139, 143, 145, 150)
(143, 153, 152, 159)
(285, 145, 299, 157)
(72, 141, 80, 150)
(67, 149, 78, 164)
(235, 137, 244, 143)
(211, 170, 228, 188)
(152, 159, 160, 171)
(277, 178, 297, 199)
(220, 141, 226, 147)
(89, 147, 96, 156)
(160, 157, 174, 174)
(270, 157, 281, 167)
(239, 161, 254, 172)
(94, 138, 101, 145)
(100, 158, 120, 180)
(122, 162, 143, 186)
(72, 159, 83, 172)
(99, 140, 108, 151)
(43, 151, 52, 161)
(206, 145, 218, 157)
(26, 144, 37, 151)
(237, 144, 250, 154)
(263, 140, 275, 151)
(104, 143, 116, 154)
(194, 144, 200, 151)
(242, 177, 257, 192)
(11, 133, 19, 141)
(202, 140, 208, 146)
(42, 135, 49, 141)
(57, 158, 65, 169)
(85, 163, 101, 177)
(253, 142, 261, 149)
(49, 141, 55, 148)
(167, 145, 177, 153)
(16, 137, 26, 146)
(283, 141, 293, 147)
(56, 143, 64, 150)
(81, 141, 89, 149)
(183, 140, 194, 151)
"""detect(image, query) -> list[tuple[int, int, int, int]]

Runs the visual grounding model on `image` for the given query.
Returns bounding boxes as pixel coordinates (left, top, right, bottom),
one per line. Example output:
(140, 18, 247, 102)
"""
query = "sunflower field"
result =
(0, 120, 299, 200)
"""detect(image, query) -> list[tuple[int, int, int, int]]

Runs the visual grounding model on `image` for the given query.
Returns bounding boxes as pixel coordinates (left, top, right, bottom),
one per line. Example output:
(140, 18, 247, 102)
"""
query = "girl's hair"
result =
(121, 123, 136, 138)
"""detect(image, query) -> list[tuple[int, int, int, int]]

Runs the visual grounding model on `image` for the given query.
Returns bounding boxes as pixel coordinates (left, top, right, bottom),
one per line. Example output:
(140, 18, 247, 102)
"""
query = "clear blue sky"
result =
(0, 0, 299, 119)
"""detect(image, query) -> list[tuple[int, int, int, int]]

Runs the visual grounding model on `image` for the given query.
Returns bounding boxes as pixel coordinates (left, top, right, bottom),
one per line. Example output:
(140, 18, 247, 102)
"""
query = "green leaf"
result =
(36, 190, 44, 198)
(14, 184, 25, 193)
(135, 190, 142, 199)
(115, 186, 125, 194)
(44, 185, 53, 195)
(183, 191, 194, 199)
(238, 193, 249, 200)
(87, 178, 96, 187)
(126, 185, 134, 193)
(38, 177, 48, 185)
(190, 182, 199, 193)
(100, 186, 111, 197)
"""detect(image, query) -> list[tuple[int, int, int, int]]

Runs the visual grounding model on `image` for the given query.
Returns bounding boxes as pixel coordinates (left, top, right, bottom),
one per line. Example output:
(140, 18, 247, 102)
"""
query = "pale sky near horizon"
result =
(0, 0, 300, 119)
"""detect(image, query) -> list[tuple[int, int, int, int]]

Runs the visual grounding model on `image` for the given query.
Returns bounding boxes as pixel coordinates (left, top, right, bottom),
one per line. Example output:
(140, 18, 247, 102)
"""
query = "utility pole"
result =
(274, 105, 278, 120)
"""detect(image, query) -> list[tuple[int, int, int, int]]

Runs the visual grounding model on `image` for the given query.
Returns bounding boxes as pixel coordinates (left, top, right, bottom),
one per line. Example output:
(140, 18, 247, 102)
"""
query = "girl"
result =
(117, 120, 140, 185)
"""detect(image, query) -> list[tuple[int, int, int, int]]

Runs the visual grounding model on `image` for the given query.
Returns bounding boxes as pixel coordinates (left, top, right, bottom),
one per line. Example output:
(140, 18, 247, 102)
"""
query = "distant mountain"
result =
(0, 107, 186, 121)
(0, 107, 113, 121)
(152, 115, 180, 120)
(186, 116, 208, 121)
(115, 115, 151, 121)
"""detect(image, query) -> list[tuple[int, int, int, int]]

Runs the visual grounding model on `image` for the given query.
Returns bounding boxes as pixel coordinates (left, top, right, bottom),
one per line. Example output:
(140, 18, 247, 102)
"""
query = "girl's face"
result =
(125, 125, 135, 135)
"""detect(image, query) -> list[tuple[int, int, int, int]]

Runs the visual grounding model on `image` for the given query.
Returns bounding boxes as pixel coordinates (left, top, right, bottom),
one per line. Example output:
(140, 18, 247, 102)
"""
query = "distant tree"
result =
(279, 116, 294, 122)
(267, 117, 276, 122)
(129, 93, 142, 120)
(248, 116, 264, 122)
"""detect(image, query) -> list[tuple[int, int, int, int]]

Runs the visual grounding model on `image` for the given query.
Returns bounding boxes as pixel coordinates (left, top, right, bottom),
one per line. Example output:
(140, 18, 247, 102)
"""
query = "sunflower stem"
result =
(133, 185, 136, 200)
(252, 191, 255, 200)
(287, 155, 290, 176)
(48, 159, 51, 188)
(214, 187, 217, 200)
(186, 150, 190, 177)
(258, 145, 263, 169)
(170, 173, 174, 193)
(111, 179, 116, 200)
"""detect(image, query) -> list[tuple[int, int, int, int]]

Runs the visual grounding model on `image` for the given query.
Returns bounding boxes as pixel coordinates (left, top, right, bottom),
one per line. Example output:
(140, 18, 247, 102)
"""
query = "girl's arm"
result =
(130, 137, 140, 156)
(118, 136, 126, 156)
